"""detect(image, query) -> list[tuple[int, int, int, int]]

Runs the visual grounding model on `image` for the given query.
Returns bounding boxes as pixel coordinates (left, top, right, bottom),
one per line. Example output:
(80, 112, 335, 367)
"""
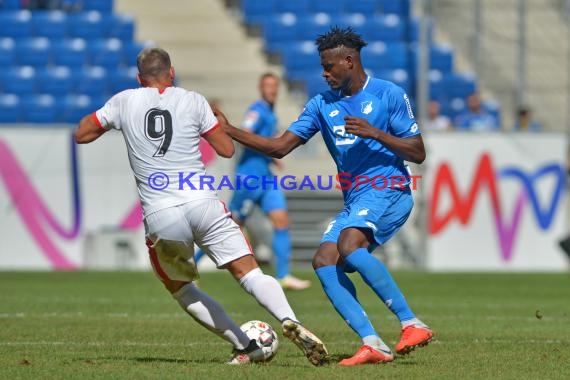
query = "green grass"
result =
(1, 270, 569, 379)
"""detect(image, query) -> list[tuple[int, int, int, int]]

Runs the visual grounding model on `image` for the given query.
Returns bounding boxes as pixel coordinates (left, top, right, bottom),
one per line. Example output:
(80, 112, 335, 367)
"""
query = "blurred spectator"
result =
(424, 100, 452, 132)
(512, 106, 541, 132)
(455, 92, 500, 131)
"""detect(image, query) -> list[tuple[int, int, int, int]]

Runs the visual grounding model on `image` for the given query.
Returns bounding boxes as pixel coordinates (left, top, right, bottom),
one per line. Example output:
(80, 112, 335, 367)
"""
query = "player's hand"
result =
(344, 116, 378, 139)
(212, 105, 229, 128)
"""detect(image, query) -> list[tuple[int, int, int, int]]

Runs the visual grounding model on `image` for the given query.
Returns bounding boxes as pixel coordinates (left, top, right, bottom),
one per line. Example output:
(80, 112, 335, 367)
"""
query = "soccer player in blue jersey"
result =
(216, 27, 433, 366)
(230, 73, 311, 290)
(195, 75, 311, 290)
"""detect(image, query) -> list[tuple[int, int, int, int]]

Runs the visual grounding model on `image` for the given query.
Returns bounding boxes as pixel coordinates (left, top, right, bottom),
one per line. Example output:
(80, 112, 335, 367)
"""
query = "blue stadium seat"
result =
(82, 0, 114, 13)
(442, 97, 466, 120)
(375, 69, 412, 94)
(378, 0, 410, 17)
(361, 42, 409, 71)
(410, 43, 454, 74)
(20, 94, 60, 123)
(281, 41, 320, 76)
(31, 10, 67, 39)
(108, 66, 138, 93)
(52, 38, 88, 67)
(68, 11, 109, 40)
(241, 0, 275, 26)
(62, 94, 94, 123)
(0, 0, 21, 10)
(107, 13, 135, 41)
(428, 70, 445, 100)
(337, 13, 368, 31)
(122, 40, 154, 66)
(0, 66, 37, 96)
(345, 0, 379, 15)
(430, 44, 454, 73)
(442, 72, 477, 99)
(0, 94, 21, 123)
(262, 13, 299, 54)
(36, 66, 76, 96)
(75, 66, 109, 97)
(361, 14, 406, 42)
(0, 37, 16, 66)
(309, 0, 345, 17)
(15, 37, 52, 67)
(297, 13, 334, 42)
(274, 0, 309, 14)
(0, 10, 32, 39)
(89, 38, 123, 69)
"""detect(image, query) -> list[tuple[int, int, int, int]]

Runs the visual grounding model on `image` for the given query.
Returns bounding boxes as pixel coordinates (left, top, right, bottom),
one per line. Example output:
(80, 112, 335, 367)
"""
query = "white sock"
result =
(362, 335, 392, 354)
(239, 268, 298, 322)
(172, 283, 250, 349)
(401, 318, 428, 329)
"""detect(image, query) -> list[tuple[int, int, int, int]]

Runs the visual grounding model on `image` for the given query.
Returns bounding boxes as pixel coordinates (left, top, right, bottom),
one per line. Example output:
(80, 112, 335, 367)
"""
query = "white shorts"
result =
(143, 199, 252, 282)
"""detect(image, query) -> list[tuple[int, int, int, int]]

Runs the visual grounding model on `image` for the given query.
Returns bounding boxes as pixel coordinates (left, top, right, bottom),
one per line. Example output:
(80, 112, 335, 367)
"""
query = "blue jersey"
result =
(288, 77, 420, 204)
(236, 99, 277, 176)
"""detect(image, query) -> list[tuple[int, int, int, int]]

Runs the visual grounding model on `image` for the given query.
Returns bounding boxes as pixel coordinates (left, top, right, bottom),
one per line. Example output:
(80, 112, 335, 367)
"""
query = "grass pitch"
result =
(1, 269, 569, 379)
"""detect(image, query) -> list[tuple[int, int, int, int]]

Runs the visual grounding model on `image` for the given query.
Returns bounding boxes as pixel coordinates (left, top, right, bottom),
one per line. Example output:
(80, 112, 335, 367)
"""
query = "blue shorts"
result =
(321, 187, 413, 250)
(229, 176, 287, 221)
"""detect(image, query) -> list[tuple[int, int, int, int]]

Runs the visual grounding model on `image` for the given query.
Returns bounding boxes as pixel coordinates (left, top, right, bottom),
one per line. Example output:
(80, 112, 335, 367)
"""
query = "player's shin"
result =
(173, 283, 251, 349)
(238, 267, 298, 322)
(315, 265, 377, 338)
(272, 228, 291, 279)
(344, 248, 415, 322)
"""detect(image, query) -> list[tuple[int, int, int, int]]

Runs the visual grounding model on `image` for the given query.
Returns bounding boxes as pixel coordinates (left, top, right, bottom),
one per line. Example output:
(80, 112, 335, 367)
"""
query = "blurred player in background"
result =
(218, 27, 433, 366)
(74, 47, 328, 366)
(195, 75, 311, 290)
(229, 73, 310, 290)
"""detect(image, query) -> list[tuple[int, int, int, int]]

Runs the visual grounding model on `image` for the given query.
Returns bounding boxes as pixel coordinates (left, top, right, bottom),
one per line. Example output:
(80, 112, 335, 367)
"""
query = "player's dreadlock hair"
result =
(315, 26, 367, 53)
(137, 47, 171, 79)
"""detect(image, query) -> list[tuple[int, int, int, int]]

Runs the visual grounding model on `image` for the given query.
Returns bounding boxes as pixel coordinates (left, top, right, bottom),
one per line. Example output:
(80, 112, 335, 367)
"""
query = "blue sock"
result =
(272, 228, 291, 279)
(315, 265, 377, 339)
(344, 248, 415, 322)
(194, 248, 205, 264)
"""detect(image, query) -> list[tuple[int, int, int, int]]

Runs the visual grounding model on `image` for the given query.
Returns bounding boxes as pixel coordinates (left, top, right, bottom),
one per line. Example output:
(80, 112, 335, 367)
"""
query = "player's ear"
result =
(170, 67, 175, 82)
(136, 73, 143, 86)
(345, 55, 354, 69)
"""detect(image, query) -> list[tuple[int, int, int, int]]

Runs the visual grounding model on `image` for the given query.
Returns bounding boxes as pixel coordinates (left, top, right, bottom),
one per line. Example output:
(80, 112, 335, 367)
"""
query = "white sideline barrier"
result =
(0, 128, 568, 271)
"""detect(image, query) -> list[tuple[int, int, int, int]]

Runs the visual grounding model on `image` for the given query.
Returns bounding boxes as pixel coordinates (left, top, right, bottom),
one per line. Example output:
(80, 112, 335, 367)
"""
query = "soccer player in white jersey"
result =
(74, 47, 328, 366)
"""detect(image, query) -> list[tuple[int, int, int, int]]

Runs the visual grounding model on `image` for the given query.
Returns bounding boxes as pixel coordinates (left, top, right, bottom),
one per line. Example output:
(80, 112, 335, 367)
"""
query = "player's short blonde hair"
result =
(137, 47, 172, 80)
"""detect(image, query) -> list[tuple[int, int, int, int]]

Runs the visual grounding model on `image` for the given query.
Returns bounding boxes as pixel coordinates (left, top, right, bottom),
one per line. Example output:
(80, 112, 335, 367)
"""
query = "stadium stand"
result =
(0, 0, 153, 124)
(238, 0, 498, 122)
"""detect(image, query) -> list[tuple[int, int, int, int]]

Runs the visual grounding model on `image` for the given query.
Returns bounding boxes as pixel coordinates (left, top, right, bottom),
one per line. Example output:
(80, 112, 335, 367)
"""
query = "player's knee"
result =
(268, 210, 289, 229)
(337, 229, 369, 257)
(312, 251, 335, 269)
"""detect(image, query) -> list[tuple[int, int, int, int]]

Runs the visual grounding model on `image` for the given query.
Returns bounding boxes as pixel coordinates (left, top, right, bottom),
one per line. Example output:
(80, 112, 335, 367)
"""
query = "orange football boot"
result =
(396, 325, 434, 355)
(338, 345, 394, 366)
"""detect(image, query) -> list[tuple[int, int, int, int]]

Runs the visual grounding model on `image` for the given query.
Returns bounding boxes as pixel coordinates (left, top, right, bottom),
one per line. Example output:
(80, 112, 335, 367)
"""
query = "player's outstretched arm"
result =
(215, 108, 303, 158)
(75, 114, 107, 144)
(202, 125, 235, 158)
(344, 116, 426, 164)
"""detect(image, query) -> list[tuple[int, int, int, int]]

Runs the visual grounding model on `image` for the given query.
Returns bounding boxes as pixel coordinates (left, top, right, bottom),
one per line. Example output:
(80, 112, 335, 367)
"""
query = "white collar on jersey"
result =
(339, 75, 371, 98)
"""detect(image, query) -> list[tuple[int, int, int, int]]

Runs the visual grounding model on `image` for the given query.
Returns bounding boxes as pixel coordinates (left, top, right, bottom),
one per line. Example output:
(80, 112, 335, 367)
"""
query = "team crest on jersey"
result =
(333, 125, 357, 146)
(361, 101, 373, 115)
(242, 110, 259, 129)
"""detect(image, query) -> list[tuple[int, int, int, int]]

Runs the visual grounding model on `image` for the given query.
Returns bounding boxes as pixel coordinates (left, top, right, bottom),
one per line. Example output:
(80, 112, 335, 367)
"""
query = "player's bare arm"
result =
(344, 115, 426, 164)
(202, 125, 235, 158)
(75, 114, 107, 144)
(216, 108, 303, 158)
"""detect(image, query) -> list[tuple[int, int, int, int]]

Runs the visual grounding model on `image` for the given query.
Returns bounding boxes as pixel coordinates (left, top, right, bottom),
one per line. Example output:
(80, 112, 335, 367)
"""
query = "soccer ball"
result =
(240, 320, 279, 361)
